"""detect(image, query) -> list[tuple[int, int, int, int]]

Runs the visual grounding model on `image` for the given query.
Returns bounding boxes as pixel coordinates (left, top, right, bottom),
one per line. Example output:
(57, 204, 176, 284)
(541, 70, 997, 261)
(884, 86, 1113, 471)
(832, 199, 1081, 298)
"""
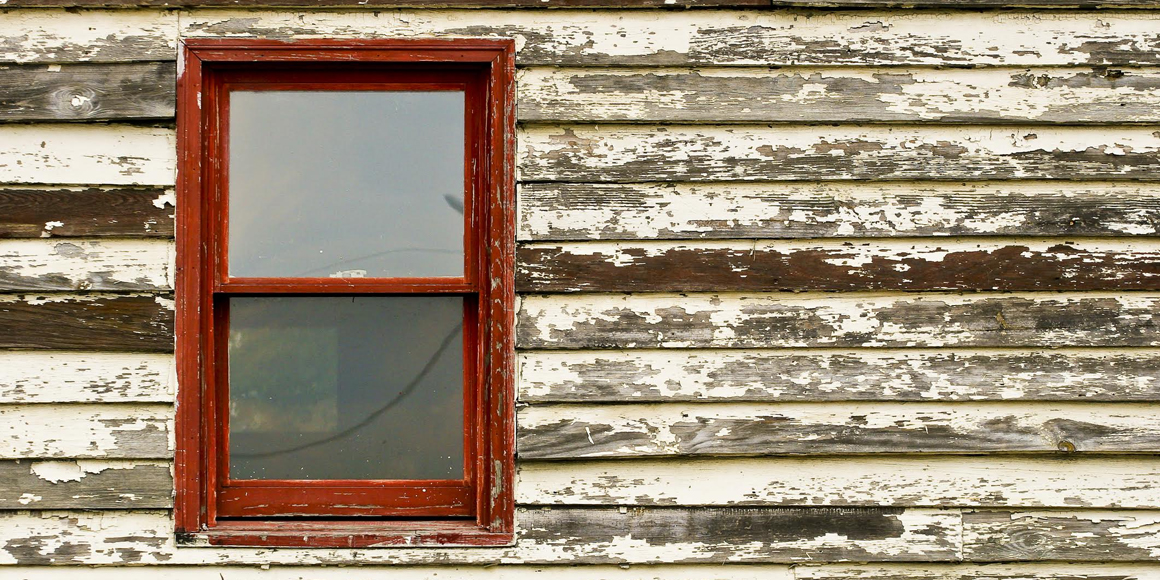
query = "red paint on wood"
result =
(175, 38, 516, 547)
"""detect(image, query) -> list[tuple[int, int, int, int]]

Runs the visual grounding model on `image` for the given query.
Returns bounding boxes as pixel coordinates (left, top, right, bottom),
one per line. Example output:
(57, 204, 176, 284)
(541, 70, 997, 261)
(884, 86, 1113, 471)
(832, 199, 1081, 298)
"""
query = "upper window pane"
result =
(227, 90, 465, 278)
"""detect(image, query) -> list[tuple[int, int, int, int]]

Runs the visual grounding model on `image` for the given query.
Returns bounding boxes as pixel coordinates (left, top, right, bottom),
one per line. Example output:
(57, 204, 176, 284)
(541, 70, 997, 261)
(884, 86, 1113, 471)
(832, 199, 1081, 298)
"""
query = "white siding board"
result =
(3, 565, 794, 580)
(517, 456, 1160, 508)
(0, 10, 177, 63)
(0, 125, 174, 186)
(0, 352, 173, 403)
(0, 239, 173, 292)
(0, 405, 171, 459)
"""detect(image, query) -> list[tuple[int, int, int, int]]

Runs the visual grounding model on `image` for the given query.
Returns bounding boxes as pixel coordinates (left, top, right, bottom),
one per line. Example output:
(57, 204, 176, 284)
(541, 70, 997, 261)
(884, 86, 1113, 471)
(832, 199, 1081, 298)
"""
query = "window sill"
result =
(177, 521, 515, 548)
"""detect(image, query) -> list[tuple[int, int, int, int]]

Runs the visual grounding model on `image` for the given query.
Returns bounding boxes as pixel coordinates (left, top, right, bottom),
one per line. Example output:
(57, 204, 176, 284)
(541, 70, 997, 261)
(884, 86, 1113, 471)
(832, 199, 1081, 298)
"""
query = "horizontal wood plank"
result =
(517, 293, 1160, 349)
(0, 507, 957, 564)
(0, 11, 176, 64)
(0, 405, 171, 459)
(519, 67, 1160, 124)
(963, 510, 1160, 561)
(0, 188, 174, 239)
(517, 456, 1160, 508)
(518, 348, 1160, 402)
(518, 182, 1160, 241)
(0, 294, 174, 352)
(0, 240, 172, 292)
(13, 0, 1160, 6)
(0, 566, 793, 580)
(0, 62, 175, 122)
(517, 402, 1160, 459)
(794, 563, 1160, 580)
(182, 11, 1160, 67)
(0, 352, 173, 403)
(518, 125, 1160, 182)
(0, 125, 174, 186)
(517, 240, 1160, 293)
(0, 460, 171, 509)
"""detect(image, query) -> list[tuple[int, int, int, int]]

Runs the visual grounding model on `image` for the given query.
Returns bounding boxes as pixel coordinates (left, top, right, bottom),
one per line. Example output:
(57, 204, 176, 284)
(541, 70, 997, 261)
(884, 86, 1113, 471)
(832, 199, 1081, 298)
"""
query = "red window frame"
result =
(174, 38, 516, 548)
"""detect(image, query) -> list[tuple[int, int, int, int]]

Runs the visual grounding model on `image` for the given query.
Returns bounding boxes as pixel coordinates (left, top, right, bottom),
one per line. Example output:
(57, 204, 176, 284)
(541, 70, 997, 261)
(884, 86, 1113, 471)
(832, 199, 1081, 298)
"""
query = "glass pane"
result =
(227, 296, 465, 480)
(228, 91, 465, 278)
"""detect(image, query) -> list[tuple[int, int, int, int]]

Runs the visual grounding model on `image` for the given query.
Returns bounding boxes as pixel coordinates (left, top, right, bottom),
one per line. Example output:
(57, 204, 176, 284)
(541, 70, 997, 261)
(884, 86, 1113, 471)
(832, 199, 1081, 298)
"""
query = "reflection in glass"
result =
(228, 296, 465, 480)
(228, 91, 465, 278)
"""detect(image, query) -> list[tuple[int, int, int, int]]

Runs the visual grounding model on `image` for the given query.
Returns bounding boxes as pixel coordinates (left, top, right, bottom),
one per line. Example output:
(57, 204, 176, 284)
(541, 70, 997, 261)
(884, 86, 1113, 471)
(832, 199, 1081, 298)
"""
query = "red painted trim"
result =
(174, 38, 516, 547)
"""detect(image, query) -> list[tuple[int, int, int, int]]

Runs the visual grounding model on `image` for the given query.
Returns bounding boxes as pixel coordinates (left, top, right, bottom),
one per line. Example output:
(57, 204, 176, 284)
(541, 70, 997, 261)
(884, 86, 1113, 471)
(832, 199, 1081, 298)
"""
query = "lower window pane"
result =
(227, 296, 465, 481)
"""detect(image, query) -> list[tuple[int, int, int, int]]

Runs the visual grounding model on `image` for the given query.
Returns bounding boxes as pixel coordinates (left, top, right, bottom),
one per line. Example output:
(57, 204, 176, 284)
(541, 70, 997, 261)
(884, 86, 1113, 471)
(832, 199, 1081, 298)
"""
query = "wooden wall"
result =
(2, 6, 1160, 578)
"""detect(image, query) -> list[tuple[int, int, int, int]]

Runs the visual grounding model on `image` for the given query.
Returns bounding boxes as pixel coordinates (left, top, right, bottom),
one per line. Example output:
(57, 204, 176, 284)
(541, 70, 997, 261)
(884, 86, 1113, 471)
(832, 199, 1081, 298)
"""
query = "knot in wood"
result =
(1057, 440, 1076, 453)
(51, 87, 99, 118)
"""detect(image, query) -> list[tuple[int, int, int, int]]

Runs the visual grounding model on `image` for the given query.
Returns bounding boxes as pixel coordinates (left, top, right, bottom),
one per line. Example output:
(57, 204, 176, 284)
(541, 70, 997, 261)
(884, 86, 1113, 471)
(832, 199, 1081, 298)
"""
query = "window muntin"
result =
(175, 39, 515, 546)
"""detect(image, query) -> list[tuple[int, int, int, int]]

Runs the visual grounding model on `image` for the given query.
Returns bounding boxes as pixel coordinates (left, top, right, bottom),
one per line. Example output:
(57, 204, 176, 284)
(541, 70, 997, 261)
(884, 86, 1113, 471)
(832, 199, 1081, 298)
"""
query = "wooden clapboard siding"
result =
(0, 11, 177, 64)
(0, 294, 173, 352)
(516, 402, 1160, 459)
(517, 240, 1160, 293)
(517, 349, 1160, 403)
(181, 11, 1160, 67)
(0, 352, 173, 403)
(0, 240, 172, 292)
(0, 508, 958, 565)
(0, 188, 174, 239)
(962, 511, 1160, 561)
(0, 405, 170, 459)
(0, 62, 175, 122)
(518, 125, 1160, 182)
(517, 293, 1160, 349)
(0, 460, 171, 509)
(518, 67, 1160, 124)
(0, 566, 795, 580)
(0, 125, 174, 186)
(10, 0, 1160, 7)
(793, 564, 1160, 580)
(516, 457, 1160, 508)
(518, 182, 1160, 241)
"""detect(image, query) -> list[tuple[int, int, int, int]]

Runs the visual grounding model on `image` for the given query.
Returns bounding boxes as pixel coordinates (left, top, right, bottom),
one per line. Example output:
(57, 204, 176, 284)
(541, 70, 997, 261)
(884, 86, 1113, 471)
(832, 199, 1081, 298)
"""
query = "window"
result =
(174, 39, 516, 547)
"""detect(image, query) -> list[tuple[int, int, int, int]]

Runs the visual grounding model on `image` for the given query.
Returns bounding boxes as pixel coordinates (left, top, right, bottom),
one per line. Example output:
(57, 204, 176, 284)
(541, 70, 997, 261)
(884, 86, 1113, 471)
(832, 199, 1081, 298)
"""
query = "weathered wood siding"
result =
(0, 6, 1158, 579)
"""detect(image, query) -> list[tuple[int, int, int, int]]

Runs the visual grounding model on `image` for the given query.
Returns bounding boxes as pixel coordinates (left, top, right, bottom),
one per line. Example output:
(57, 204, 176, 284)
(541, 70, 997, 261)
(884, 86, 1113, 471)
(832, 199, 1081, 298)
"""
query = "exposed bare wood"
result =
(181, 11, 1160, 67)
(0, 188, 174, 239)
(794, 563, 1160, 580)
(518, 125, 1160, 183)
(0, 125, 174, 186)
(0, 294, 173, 352)
(2, 0, 769, 6)
(0, 460, 171, 510)
(0, 352, 173, 403)
(0, 62, 175, 122)
(0, 11, 176, 64)
(518, 456, 1160, 508)
(0, 405, 170, 459)
(0, 508, 958, 564)
(519, 67, 1160, 125)
(517, 240, 1160, 293)
(517, 402, 1160, 459)
(0, 240, 172, 292)
(963, 510, 1160, 561)
(517, 182, 1160, 241)
(517, 292, 1160, 349)
(518, 348, 1160, 403)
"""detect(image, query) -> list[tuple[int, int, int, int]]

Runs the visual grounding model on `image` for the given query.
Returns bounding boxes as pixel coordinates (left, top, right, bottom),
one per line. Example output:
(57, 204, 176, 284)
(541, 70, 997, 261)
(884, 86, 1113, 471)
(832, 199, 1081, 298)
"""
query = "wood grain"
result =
(182, 11, 1160, 67)
(519, 67, 1160, 124)
(517, 182, 1160, 241)
(0, 352, 173, 403)
(0, 294, 173, 352)
(518, 348, 1160, 402)
(0, 62, 174, 122)
(517, 240, 1160, 293)
(0, 507, 958, 564)
(0, 405, 171, 459)
(517, 456, 1160, 508)
(0, 188, 174, 239)
(963, 510, 1160, 561)
(519, 125, 1160, 182)
(0, 460, 171, 509)
(0, 11, 176, 64)
(517, 293, 1160, 349)
(517, 402, 1160, 458)
(0, 240, 172, 292)
(794, 564, 1160, 580)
